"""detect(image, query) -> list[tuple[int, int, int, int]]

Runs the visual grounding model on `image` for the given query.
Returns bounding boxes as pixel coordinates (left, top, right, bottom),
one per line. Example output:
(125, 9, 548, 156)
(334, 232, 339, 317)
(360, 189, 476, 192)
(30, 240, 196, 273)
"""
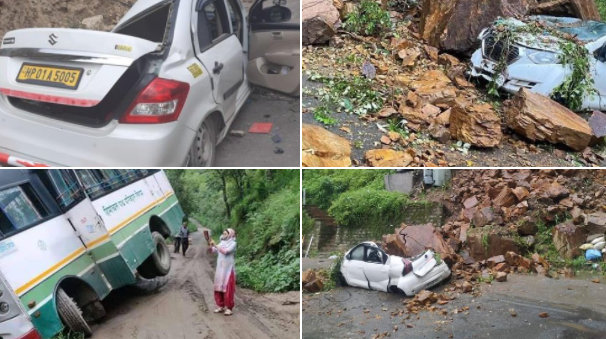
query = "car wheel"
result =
(138, 232, 171, 278)
(337, 271, 348, 286)
(56, 288, 93, 337)
(189, 120, 216, 167)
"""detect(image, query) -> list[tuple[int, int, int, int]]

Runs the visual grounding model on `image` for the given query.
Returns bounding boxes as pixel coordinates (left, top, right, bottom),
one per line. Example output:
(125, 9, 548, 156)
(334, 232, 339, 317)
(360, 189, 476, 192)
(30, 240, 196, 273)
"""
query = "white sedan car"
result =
(340, 242, 451, 296)
(0, 0, 299, 166)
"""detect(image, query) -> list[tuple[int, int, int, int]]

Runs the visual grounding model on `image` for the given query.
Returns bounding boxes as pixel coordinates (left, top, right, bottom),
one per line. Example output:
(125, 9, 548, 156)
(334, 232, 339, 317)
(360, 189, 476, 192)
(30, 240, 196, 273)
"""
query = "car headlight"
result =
(528, 51, 560, 64)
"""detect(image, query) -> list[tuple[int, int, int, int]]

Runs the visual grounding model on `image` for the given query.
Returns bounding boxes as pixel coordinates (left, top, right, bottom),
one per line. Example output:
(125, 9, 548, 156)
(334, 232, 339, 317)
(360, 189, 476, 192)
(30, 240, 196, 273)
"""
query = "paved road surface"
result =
(303, 273, 606, 339)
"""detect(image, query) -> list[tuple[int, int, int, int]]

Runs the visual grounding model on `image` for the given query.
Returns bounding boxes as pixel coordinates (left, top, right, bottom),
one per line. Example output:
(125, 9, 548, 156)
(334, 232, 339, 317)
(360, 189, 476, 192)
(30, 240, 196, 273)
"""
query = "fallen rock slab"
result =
(505, 89, 592, 151)
(553, 221, 587, 259)
(589, 110, 606, 139)
(450, 102, 503, 148)
(365, 149, 413, 167)
(386, 223, 453, 257)
(531, 0, 601, 21)
(302, 0, 340, 45)
(302, 124, 351, 167)
(420, 0, 531, 54)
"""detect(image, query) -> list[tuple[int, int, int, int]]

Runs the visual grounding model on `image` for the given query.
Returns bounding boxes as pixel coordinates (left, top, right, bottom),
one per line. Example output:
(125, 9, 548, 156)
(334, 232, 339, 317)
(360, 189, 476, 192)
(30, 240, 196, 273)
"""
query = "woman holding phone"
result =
(209, 228, 237, 316)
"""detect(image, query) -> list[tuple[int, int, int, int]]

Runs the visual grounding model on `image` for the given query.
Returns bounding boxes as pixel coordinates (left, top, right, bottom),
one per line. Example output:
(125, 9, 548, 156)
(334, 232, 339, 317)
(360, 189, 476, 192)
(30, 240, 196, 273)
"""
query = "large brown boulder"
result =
(302, 124, 352, 167)
(531, 0, 601, 21)
(552, 221, 587, 259)
(388, 224, 454, 257)
(450, 102, 503, 148)
(504, 89, 593, 151)
(467, 226, 520, 260)
(420, 0, 531, 54)
(365, 149, 413, 167)
(302, 0, 340, 45)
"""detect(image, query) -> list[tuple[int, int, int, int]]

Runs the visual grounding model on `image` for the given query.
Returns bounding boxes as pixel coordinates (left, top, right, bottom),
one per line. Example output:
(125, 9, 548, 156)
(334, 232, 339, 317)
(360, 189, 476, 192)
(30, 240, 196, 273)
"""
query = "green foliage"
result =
(552, 41, 596, 111)
(313, 106, 337, 126)
(302, 211, 315, 239)
(52, 331, 85, 339)
(598, 0, 606, 21)
(311, 74, 384, 116)
(388, 118, 409, 139)
(166, 170, 300, 293)
(328, 188, 410, 227)
(344, 0, 392, 36)
(303, 169, 392, 209)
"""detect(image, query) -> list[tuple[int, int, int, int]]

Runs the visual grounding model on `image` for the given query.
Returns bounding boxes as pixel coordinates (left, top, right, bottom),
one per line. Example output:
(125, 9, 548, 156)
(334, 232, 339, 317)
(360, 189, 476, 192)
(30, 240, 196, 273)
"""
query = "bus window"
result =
(0, 209, 12, 236)
(41, 170, 84, 209)
(0, 185, 49, 231)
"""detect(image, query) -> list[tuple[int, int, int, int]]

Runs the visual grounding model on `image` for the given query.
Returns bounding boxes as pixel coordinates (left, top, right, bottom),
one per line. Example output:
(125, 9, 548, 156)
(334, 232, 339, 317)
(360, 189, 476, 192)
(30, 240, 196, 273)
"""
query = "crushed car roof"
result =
(116, 0, 170, 28)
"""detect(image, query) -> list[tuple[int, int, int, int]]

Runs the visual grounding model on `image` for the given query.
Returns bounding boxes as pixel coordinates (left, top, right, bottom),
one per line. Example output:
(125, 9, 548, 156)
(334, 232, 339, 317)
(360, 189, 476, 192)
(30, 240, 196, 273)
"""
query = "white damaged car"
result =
(0, 0, 299, 167)
(470, 16, 606, 111)
(340, 242, 451, 296)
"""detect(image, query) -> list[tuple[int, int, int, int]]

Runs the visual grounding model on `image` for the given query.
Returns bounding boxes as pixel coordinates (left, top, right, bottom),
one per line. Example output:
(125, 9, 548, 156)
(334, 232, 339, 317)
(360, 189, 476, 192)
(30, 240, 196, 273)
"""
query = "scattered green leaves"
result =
(344, 0, 392, 36)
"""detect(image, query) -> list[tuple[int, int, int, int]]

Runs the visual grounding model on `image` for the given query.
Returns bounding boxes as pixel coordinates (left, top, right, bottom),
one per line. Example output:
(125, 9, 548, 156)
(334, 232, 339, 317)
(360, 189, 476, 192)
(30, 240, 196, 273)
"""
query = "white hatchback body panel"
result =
(341, 242, 451, 296)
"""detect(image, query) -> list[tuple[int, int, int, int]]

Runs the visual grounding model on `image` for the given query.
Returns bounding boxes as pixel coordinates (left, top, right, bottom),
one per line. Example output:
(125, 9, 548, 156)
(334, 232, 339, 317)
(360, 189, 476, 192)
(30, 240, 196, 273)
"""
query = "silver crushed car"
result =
(470, 15, 606, 110)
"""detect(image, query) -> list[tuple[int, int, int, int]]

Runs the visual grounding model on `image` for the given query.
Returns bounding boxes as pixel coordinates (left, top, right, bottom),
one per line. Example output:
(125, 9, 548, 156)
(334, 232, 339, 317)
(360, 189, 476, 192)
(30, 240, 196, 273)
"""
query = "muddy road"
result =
(303, 274, 606, 338)
(92, 230, 299, 339)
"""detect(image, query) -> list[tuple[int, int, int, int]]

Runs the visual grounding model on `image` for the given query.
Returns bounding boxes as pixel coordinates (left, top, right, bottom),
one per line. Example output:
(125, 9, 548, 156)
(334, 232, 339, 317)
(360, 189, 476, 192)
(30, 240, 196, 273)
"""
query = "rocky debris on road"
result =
(405, 290, 455, 314)
(302, 0, 606, 167)
(302, 0, 340, 45)
(302, 269, 325, 293)
(449, 102, 503, 148)
(378, 170, 606, 293)
(302, 124, 352, 167)
(504, 89, 593, 152)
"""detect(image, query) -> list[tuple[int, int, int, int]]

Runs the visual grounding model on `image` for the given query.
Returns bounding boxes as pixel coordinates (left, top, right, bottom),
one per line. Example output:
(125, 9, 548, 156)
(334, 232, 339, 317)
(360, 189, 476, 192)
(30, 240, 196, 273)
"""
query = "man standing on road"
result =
(210, 228, 237, 316)
(177, 217, 190, 256)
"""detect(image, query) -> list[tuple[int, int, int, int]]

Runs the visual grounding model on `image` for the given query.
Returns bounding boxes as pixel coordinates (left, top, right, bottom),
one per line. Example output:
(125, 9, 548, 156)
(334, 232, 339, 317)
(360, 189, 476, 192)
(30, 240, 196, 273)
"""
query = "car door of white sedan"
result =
(362, 247, 390, 292)
(193, 0, 244, 121)
(342, 245, 368, 289)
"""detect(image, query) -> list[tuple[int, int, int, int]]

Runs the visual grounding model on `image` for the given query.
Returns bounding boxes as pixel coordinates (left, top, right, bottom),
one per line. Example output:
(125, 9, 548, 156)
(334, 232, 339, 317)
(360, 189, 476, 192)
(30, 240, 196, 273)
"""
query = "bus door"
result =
(143, 174, 165, 200)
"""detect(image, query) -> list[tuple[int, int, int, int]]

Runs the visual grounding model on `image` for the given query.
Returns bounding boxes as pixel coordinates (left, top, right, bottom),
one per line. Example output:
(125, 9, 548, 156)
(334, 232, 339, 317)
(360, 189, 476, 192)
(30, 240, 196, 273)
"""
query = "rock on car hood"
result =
(485, 16, 606, 53)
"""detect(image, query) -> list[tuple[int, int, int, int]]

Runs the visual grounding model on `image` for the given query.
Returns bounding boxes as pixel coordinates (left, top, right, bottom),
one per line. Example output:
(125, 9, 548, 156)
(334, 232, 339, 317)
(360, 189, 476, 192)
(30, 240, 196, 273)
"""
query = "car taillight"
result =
(120, 78, 190, 124)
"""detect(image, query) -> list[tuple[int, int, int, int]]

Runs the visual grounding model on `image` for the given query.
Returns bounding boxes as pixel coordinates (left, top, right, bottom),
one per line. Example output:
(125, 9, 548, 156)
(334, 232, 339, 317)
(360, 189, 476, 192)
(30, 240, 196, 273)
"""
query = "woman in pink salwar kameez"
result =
(210, 228, 237, 316)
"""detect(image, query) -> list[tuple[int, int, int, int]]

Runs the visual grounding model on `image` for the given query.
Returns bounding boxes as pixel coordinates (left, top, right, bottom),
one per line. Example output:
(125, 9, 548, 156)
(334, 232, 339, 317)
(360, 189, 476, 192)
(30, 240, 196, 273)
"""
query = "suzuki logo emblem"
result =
(48, 33, 58, 46)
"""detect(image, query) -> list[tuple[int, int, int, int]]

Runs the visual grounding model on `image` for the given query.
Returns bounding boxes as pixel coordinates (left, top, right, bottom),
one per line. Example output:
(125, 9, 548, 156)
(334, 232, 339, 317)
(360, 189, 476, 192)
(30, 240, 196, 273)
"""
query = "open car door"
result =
(247, 0, 299, 95)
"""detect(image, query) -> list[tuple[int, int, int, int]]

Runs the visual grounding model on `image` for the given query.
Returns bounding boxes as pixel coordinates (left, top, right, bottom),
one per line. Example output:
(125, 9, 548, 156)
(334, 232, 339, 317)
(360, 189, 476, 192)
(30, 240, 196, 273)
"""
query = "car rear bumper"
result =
(0, 103, 196, 166)
(0, 313, 40, 339)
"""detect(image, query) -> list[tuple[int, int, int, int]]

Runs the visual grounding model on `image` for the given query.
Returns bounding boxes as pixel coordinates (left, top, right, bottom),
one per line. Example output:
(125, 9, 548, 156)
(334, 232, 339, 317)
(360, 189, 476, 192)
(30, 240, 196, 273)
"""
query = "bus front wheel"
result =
(139, 231, 171, 278)
(56, 288, 93, 337)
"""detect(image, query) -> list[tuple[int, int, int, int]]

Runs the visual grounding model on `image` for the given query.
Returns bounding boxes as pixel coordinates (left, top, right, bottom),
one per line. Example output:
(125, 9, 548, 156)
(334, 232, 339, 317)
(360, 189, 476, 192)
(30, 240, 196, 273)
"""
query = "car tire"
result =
(56, 288, 93, 337)
(138, 232, 171, 278)
(188, 120, 217, 167)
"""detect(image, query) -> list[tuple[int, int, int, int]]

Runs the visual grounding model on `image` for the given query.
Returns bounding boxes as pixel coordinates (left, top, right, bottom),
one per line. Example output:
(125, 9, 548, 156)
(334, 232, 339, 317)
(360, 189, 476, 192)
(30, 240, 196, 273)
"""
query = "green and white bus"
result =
(0, 169, 184, 338)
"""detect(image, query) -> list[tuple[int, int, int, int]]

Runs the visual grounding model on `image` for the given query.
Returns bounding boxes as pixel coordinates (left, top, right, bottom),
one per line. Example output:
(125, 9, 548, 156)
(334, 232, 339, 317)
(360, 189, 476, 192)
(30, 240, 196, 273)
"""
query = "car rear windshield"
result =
(114, 1, 172, 43)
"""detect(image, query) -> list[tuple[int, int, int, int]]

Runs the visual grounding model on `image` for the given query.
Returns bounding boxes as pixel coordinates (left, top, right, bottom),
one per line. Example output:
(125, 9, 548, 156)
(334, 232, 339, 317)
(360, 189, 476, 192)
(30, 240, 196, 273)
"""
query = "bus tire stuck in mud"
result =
(56, 288, 93, 337)
(139, 232, 171, 279)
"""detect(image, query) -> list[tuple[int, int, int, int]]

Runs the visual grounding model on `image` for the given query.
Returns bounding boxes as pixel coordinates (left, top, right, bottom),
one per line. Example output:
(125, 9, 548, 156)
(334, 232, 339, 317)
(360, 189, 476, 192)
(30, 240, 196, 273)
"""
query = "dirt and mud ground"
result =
(92, 230, 299, 339)
(303, 273, 606, 338)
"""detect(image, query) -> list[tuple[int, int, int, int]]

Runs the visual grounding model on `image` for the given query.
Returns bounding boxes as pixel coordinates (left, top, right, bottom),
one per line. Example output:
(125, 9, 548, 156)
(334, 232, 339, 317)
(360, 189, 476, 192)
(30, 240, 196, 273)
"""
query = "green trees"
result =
(166, 170, 300, 292)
